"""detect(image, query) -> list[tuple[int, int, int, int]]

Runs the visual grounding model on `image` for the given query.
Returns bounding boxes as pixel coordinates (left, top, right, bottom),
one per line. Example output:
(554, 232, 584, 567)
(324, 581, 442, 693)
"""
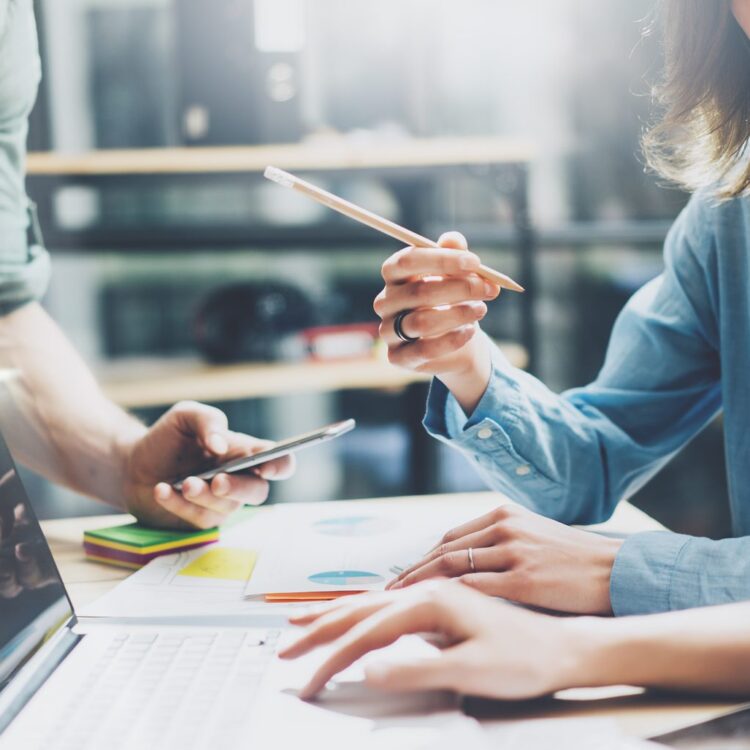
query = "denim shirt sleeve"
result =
(611, 532, 750, 615)
(424, 192, 727, 615)
(0, 1, 51, 315)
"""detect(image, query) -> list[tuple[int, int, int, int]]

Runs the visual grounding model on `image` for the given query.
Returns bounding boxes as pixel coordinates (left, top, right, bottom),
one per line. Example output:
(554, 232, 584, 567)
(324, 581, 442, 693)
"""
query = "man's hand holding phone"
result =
(123, 402, 301, 530)
(171, 419, 355, 493)
(125, 412, 355, 531)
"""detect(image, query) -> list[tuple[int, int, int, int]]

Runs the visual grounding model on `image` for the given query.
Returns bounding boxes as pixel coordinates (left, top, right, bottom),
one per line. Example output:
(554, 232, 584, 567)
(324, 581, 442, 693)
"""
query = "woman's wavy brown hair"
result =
(643, 0, 750, 198)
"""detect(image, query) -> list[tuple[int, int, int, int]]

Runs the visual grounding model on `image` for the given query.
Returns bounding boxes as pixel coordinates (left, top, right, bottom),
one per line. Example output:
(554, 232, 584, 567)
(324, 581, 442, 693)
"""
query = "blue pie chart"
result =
(308, 570, 384, 586)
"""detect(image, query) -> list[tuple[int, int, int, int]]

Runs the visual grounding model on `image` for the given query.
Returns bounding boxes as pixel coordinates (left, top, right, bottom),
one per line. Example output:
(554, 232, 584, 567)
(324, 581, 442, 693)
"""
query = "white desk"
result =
(42, 492, 745, 743)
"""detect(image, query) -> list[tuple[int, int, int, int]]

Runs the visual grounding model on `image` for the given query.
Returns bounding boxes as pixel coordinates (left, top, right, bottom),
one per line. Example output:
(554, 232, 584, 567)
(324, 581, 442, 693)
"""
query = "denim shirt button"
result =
(477, 427, 493, 440)
(515, 464, 531, 476)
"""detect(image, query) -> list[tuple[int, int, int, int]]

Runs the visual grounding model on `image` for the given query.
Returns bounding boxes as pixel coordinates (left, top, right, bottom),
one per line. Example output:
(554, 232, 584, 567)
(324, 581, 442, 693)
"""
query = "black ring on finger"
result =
(394, 309, 419, 343)
(393, 310, 419, 344)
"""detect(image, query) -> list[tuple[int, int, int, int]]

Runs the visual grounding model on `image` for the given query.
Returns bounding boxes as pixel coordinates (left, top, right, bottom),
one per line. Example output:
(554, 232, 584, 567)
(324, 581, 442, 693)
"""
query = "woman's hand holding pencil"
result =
(374, 232, 500, 415)
(264, 165, 521, 417)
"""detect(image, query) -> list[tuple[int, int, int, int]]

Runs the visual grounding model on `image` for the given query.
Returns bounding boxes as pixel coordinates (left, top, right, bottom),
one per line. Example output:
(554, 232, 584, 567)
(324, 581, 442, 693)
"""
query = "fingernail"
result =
(155, 483, 171, 502)
(298, 684, 316, 701)
(183, 479, 199, 498)
(207, 433, 228, 455)
(390, 580, 403, 590)
(484, 282, 496, 296)
(258, 463, 277, 479)
(15, 543, 30, 562)
(213, 475, 229, 497)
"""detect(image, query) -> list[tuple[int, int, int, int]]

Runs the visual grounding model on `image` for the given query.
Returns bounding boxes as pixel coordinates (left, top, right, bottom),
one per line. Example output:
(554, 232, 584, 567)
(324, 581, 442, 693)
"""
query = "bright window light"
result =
(254, 0, 306, 53)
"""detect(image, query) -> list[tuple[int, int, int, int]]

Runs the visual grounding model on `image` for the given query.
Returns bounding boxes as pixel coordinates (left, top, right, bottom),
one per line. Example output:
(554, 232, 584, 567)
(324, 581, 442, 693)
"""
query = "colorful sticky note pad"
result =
(178, 548, 257, 582)
(83, 507, 259, 570)
(84, 523, 219, 569)
(85, 523, 218, 550)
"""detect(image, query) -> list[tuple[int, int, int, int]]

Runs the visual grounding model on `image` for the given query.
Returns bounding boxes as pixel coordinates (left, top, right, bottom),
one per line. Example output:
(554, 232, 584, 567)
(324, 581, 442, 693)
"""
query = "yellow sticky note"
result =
(178, 548, 257, 582)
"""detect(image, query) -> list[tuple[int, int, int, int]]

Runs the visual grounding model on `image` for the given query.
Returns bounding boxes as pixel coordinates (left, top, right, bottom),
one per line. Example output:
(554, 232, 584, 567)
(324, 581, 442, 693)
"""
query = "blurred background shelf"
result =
(27, 136, 538, 369)
(27, 137, 534, 176)
(97, 342, 528, 409)
(24, 0, 727, 540)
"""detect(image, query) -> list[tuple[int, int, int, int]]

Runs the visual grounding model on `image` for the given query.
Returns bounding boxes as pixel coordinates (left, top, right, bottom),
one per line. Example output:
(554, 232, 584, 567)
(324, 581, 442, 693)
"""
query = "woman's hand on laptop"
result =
(386, 504, 622, 616)
(374, 232, 501, 414)
(280, 580, 583, 700)
(122, 401, 294, 530)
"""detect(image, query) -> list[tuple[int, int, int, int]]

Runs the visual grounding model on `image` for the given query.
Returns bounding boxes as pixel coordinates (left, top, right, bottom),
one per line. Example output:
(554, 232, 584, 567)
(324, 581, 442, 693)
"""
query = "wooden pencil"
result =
(264, 166, 524, 293)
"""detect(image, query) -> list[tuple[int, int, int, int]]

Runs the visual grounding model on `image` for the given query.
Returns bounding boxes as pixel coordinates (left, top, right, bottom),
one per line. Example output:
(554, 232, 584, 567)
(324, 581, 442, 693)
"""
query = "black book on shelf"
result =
(88, 6, 172, 148)
(174, 0, 304, 146)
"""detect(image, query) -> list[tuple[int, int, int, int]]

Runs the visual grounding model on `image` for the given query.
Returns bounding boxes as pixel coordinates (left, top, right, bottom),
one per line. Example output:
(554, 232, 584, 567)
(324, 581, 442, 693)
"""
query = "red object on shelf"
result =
(300, 323, 379, 362)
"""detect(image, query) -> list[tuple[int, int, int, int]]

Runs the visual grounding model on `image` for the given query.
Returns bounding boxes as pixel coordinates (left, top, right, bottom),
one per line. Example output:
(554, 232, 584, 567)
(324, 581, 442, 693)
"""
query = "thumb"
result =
(438, 231, 469, 251)
(171, 401, 230, 456)
(365, 653, 456, 692)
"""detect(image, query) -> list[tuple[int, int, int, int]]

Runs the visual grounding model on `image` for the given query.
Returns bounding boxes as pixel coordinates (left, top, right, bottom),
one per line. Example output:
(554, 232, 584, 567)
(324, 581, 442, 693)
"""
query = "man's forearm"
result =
(563, 603, 750, 695)
(0, 303, 145, 508)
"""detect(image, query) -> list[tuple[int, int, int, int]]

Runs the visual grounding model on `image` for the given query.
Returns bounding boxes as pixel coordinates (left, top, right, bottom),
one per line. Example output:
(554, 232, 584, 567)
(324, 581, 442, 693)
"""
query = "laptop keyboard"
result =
(13, 628, 278, 750)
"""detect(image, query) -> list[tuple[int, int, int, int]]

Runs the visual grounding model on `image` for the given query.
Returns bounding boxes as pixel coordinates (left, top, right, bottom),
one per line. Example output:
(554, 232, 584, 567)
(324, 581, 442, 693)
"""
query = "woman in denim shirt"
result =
(369, 0, 750, 618)
(282, 0, 750, 704)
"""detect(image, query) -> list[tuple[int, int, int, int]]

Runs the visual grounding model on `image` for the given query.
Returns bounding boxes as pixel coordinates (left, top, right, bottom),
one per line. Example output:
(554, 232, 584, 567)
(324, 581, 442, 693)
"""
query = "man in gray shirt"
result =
(0, 0, 292, 529)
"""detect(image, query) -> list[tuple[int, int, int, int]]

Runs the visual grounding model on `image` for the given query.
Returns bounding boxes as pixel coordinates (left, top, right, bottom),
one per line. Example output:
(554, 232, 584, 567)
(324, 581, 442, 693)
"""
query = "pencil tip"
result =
(264, 165, 295, 188)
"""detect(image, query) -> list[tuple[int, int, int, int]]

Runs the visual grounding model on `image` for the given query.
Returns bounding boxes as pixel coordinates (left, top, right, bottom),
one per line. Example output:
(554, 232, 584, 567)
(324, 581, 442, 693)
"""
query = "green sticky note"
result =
(85, 506, 258, 548)
(85, 523, 216, 548)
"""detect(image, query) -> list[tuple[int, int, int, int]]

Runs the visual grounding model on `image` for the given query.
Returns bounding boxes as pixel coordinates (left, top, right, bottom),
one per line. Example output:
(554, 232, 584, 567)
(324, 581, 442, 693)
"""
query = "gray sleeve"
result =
(0, 0, 51, 315)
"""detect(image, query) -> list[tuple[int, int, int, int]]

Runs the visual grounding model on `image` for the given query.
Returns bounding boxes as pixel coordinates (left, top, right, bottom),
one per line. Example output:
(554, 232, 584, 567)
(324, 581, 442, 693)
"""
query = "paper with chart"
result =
(81, 496, 498, 617)
(244, 498, 481, 598)
(79, 508, 286, 619)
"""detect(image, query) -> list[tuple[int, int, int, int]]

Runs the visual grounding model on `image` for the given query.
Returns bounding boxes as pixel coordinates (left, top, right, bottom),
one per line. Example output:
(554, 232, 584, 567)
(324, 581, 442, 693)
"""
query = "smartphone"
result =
(172, 418, 356, 491)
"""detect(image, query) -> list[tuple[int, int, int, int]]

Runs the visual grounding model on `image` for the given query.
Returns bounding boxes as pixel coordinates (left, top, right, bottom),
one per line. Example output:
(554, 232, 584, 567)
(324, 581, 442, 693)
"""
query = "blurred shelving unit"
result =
(27, 137, 534, 176)
(27, 136, 538, 370)
(28, 138, 534, 496)
(97, 342, 528, 410)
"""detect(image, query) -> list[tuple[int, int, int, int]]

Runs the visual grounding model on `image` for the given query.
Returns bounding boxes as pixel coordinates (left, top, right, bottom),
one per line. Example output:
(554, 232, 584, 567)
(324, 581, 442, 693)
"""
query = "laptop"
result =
(0, 429, 464, 749)
(0, 428, 290, 749)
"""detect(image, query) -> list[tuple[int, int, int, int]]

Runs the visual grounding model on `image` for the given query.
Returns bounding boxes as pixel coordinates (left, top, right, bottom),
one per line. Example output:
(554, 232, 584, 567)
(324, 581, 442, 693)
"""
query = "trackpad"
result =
(249, 634, 485, 749)
(309, 679, 457, 719)
(308, 635, 457, 717)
